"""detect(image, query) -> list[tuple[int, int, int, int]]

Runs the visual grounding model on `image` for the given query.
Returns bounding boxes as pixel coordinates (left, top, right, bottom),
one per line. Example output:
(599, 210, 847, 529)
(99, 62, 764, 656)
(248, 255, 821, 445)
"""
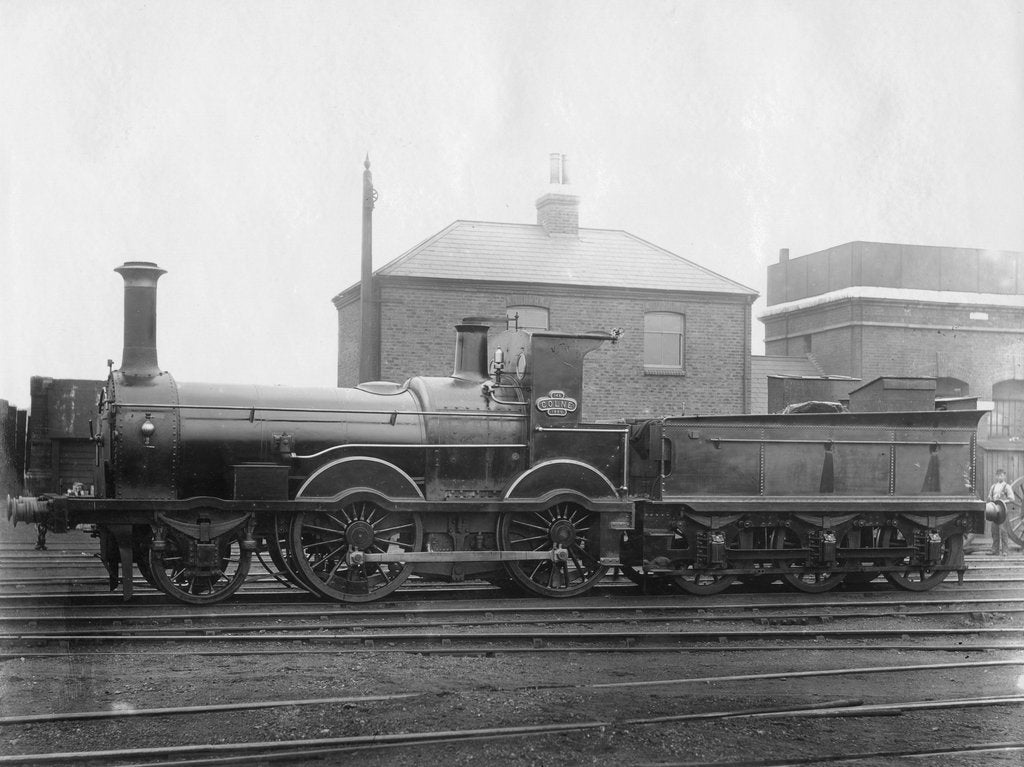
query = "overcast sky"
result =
(2, 0, 1022, 408)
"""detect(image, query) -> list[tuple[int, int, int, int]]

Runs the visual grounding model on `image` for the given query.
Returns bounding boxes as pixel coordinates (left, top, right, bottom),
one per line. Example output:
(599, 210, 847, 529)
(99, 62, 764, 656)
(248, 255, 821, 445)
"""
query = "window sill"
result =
(643, 366, 686, 377)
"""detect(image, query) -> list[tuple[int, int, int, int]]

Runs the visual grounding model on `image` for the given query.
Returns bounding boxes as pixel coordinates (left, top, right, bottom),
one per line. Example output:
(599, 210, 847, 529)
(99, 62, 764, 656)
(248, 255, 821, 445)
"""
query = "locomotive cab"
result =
(487, 326, 629, 498)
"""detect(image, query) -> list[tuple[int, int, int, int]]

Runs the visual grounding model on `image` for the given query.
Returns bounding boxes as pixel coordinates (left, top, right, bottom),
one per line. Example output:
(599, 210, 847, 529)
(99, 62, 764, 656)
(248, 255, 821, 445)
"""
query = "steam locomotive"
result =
(7, 262, 1008, 604)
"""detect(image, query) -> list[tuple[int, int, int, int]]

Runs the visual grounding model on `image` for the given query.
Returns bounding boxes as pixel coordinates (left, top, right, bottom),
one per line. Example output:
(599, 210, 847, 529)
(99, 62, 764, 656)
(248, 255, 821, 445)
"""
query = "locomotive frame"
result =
(7, 262, 1008, 605)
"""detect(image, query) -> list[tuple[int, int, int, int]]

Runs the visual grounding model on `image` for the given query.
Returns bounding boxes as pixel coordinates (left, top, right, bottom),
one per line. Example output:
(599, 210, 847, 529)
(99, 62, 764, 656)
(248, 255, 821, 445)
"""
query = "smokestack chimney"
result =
(114, 261, 166, 379)
(536, 153, 579, 236)
(452, 324, 490, 381)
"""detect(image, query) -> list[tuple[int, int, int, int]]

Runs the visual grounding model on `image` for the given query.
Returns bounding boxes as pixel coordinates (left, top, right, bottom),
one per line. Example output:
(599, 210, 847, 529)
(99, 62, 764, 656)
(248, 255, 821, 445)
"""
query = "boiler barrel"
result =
(116, 380, 428, 499)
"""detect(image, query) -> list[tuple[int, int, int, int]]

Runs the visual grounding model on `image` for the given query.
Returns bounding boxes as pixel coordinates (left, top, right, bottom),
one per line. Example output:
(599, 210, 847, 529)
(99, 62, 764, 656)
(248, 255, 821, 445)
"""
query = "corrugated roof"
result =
(376, 220, 757, 295)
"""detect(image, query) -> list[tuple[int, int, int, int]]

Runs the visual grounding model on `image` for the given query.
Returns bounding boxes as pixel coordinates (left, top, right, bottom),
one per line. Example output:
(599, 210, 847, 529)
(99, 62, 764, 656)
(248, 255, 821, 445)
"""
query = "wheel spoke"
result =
(302, 522, 348, 536)
(308, 543, 347, 569)
(510, 533, 549, 546)
(373, 536, 414, 550)
(373, 522, 414, 535)
(513, 521, 552, 534)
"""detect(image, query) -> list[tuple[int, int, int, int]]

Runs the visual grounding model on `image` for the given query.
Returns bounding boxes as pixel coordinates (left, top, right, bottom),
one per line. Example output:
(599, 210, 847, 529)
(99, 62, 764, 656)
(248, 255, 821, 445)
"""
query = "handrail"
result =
(112, 403, 526, 419)
(291, 442, 529, 460)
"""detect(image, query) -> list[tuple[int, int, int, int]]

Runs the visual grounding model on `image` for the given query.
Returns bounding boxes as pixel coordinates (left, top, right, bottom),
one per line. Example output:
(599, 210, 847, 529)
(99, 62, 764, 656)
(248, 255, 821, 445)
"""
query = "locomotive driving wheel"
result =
(498, 503, 607, 598)
(879, 526, 961, 591)
(147, 526, 252, 605)
(288, 502, 423, 603)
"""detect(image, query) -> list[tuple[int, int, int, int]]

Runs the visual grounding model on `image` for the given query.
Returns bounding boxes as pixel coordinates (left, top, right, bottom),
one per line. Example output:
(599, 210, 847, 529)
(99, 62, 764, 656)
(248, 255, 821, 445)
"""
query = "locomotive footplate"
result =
(643, 563, 965, 575)
(22, 495, 633, 523)
(350, 548, 586, 564)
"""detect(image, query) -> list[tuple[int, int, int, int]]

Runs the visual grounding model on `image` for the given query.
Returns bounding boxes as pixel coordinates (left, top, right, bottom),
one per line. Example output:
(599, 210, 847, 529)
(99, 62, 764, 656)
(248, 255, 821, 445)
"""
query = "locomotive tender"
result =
(7, 262, 1008, 604)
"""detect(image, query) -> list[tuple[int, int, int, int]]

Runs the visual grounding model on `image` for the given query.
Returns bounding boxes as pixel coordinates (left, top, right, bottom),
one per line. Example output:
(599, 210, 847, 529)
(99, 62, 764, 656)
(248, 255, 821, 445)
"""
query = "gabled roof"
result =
(354, 220, 757, 296)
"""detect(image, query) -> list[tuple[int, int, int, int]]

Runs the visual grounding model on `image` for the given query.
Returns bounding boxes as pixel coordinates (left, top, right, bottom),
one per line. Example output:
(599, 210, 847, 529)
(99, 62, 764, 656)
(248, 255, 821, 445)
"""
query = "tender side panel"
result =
(656, 411, 982, 502)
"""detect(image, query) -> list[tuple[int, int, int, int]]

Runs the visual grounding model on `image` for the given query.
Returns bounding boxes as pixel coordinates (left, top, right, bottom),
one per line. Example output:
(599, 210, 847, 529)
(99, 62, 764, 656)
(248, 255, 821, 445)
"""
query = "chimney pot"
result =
(549, 153, 569, 185)
(537, 154, 578, 236)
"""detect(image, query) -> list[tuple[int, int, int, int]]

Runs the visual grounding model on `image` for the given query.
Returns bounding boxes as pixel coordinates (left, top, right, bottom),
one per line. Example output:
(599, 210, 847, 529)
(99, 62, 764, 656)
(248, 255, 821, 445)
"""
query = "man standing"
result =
(987, 468, 1015, 556)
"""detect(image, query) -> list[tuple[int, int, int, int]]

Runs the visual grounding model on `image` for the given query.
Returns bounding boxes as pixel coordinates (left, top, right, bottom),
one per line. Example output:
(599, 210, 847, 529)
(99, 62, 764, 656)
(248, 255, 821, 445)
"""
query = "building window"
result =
(644, 311, 685, 370)
(989, 379, 1024, 439)
(507, 305, 549, 331)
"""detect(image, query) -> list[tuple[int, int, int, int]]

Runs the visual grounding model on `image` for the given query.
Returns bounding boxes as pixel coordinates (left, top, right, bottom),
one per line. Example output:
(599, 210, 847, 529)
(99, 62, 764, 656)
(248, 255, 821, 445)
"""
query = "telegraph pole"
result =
(359, 156, 377, 383)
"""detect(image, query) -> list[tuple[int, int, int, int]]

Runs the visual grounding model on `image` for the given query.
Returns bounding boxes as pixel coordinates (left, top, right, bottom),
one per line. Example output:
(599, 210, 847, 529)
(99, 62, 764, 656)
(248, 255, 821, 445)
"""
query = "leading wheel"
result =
(289, 502, 422, 603)
(773, 527, 847, 594)
(148, 528, 252, 605)
(498, 503, 607, 598)
(880, 527, 962, 592)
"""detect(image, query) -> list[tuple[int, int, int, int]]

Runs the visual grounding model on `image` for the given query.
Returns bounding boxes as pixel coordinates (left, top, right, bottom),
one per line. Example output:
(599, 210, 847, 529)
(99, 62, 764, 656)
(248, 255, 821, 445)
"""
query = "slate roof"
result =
(366, 220, 757, 295)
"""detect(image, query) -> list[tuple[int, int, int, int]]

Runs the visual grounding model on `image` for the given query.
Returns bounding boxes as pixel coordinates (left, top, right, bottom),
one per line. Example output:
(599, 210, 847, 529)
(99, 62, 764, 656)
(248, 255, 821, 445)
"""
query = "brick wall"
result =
(765, 296, 1024, 396)
(336, 300, 363, 387)
(860, 324, 1024, 398)
(345, 280, 751, 421)
(535, 193, 579, 236)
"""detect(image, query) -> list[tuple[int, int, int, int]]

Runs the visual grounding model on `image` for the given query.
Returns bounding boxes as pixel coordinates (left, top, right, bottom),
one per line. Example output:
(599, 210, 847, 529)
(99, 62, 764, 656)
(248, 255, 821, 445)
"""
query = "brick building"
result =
(758, 241, 1024, 487)
(333, 169, 757, 421)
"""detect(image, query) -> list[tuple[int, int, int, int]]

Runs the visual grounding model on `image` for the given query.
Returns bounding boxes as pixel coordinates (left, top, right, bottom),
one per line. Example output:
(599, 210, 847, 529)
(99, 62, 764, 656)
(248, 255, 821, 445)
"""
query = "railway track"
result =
(3, 538, 1021, 765)
(2, 662, 1022, 765)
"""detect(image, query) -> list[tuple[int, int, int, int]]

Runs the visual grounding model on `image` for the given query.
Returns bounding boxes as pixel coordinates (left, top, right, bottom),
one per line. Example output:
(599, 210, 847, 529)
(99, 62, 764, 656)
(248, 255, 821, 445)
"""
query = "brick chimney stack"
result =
(535, 153, 579, 237)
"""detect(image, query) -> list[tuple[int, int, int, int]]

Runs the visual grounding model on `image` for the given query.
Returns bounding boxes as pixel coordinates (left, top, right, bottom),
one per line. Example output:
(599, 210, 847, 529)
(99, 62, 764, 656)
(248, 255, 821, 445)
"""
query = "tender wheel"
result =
(773, 527, 847, 593)
(670, 568, 735, 595)
(499, 503, 607, 598)
(289, 502, 422, 603)
(879, 526, 962, 591)
(665, 527, 735, 595)
(148, 528, 252, 605)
